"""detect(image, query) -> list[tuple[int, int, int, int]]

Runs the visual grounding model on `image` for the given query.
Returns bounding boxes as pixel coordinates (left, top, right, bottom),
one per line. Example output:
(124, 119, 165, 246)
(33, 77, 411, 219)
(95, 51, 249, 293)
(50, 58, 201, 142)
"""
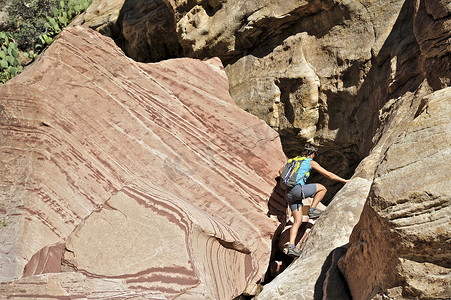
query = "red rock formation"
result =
(0, 26, 286, 299)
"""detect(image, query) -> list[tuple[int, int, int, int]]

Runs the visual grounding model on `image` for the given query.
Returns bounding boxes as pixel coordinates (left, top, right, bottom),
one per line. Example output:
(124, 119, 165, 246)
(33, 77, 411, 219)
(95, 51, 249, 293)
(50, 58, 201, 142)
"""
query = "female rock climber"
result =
(279, 144, 349, 257)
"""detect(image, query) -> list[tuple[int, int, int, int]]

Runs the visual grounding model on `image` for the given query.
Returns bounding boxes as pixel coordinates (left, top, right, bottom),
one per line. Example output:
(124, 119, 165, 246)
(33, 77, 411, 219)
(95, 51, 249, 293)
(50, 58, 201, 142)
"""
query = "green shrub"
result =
(37, 0, 93, 47)
(0, 0, 92, 84)
(6, 0, 60, 50)
(0, 31, 22, 83)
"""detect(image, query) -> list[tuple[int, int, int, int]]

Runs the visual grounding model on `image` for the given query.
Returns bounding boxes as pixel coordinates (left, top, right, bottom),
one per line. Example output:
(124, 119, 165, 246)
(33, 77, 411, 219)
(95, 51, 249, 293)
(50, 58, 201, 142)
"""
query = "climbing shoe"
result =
(286, 245, 302, 257)
(308, 207, 322, 219)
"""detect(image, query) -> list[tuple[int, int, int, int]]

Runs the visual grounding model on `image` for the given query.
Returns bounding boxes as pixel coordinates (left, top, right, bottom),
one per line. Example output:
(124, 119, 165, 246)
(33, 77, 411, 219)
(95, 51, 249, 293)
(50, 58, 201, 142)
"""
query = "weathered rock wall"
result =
(338, 88, 451, 299)
(0, 26, 286, 299)
(257, 0, 451, 298)
(69, 0, 450, 156)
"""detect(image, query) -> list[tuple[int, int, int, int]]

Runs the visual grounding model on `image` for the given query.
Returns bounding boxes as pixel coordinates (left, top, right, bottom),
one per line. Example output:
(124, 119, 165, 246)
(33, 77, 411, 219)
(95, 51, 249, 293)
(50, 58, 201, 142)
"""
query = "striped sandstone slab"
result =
(0, 26, 286, 298)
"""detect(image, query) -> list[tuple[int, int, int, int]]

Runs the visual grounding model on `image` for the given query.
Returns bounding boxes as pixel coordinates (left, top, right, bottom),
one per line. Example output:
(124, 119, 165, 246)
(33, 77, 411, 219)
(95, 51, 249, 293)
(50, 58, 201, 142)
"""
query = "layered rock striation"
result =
(0, 26, 286, 299)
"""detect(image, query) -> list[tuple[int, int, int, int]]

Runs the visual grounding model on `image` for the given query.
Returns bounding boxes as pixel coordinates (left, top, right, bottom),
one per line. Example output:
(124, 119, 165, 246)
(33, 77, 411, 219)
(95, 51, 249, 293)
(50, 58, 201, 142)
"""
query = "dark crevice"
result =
(61, 257, 78, 272)
(228, 1, 351, 65)
(313, 245, 351, 300)
(202, 0, 222, 17)
(216, 238, 251, 254)
(275, 78, 300, 125)
(114, 0, 183, 62)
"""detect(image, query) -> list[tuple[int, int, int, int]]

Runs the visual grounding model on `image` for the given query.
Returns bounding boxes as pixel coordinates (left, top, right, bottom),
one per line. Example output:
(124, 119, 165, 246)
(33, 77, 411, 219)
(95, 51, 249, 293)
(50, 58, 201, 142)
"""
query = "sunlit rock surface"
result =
(0, 26, 286, 299)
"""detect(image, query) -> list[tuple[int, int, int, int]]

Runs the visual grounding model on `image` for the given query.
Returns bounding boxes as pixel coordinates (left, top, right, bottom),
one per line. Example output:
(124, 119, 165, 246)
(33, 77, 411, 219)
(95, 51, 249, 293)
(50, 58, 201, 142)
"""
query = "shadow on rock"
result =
(264, 176, 316, 283)
(314, 244, 351, 300)
(266, 176, 287, 223)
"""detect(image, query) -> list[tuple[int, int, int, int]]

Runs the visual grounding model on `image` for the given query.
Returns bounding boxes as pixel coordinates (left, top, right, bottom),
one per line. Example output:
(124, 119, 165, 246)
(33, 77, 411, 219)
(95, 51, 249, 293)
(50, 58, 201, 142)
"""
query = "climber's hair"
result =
(302, 143, 318, 156)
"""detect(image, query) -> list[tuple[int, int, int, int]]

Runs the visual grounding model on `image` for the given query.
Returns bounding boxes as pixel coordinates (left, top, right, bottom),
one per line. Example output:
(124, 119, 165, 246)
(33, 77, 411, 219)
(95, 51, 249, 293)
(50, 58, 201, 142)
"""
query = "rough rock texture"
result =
(74, 0, 451, 172)
(0, 26, 286, 299)
(72, 0, 183, 62)
(0, 272, 168, 299)
(90, 0, 407, 165)
(257, 0, 451, 298)
(115, 0, 182, 62)
(338, 88, 451, 300)
(70, 0, 125, 36)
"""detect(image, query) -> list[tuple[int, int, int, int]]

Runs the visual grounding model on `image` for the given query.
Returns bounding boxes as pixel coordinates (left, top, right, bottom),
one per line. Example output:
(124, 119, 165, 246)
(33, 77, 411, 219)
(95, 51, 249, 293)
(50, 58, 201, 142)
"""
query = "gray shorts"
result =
(286, 183, 317, 211)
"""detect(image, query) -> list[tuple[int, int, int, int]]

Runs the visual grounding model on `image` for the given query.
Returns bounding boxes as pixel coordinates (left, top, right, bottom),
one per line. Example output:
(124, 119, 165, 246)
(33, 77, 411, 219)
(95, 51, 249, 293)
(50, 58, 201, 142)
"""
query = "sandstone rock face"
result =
(74, 1, 450, 178)
(1, 0, 450, 299)
(0, 272, 168, 299)
(116, 0, 183, 62)
(223, 0, 400, 155)
(0, 26, 286, 299)
(338, 88, 451, 300)
(94, 0, 406, 170)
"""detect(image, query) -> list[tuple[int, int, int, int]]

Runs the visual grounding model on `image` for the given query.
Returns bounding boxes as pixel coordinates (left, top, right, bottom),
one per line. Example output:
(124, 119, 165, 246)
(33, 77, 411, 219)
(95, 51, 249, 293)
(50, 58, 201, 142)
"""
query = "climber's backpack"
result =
(280, 156, 309, 188)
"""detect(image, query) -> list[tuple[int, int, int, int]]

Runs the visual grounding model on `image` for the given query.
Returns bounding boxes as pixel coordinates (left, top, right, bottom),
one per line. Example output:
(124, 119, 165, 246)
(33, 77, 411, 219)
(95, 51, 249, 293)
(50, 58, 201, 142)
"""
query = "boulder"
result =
(78, 0, 422, 203)
(73, 2, 445, 198)
(108, 0, 406, 167)
(0, 26, 286, 299)
(72, 1, 403, 166)
(338, 88, 451, 299)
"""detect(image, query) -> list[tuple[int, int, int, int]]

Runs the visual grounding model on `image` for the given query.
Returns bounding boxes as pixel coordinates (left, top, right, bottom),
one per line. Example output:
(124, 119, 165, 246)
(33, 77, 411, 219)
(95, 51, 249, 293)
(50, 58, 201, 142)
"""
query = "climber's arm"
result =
(310, 160, 349, 184)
